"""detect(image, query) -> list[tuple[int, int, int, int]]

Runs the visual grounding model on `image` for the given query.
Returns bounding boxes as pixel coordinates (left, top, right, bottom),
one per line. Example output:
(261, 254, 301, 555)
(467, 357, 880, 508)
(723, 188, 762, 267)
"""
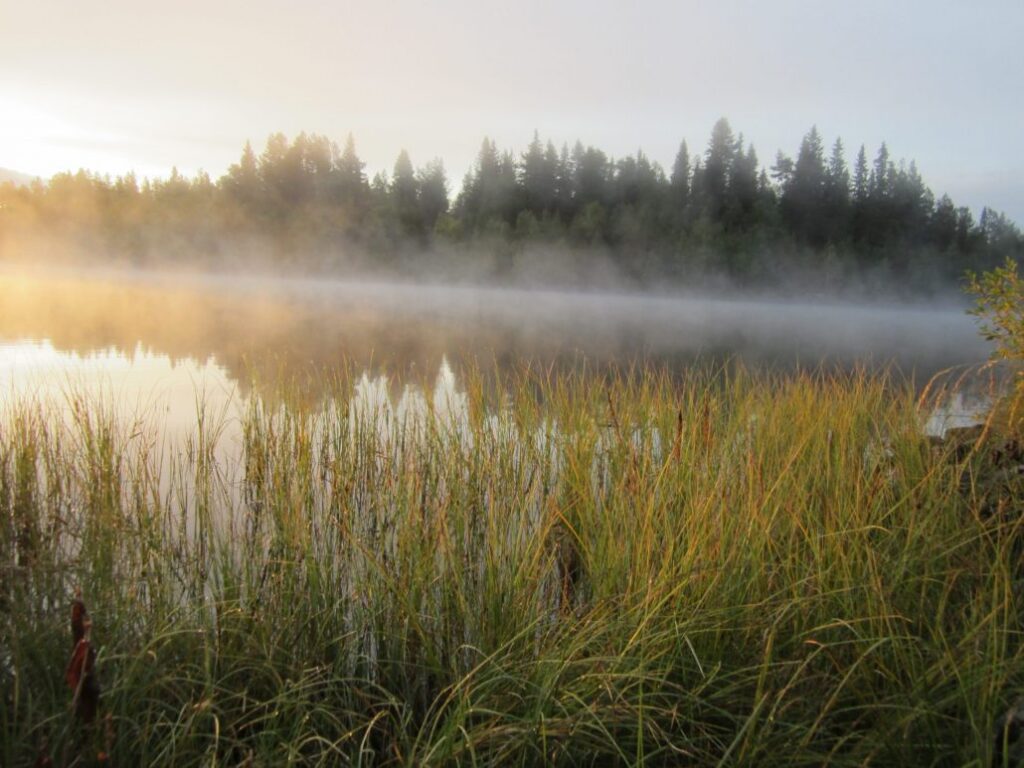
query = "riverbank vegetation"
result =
(4, 363, 1024, 765)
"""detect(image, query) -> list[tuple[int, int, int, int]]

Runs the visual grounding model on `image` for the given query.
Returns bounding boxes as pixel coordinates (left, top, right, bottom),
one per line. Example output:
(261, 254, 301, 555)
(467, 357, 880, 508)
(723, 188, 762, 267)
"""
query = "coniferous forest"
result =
(2, 118, 1020, 293)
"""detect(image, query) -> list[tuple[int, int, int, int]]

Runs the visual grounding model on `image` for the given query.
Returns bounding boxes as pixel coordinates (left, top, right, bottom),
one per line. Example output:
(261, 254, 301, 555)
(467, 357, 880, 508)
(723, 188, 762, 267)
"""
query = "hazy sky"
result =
(2, 0, 1022, 221)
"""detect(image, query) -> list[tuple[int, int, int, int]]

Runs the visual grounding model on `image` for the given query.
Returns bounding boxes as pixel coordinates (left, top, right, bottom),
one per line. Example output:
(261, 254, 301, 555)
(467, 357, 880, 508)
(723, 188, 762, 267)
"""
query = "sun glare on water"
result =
(0, 340, 239, 438)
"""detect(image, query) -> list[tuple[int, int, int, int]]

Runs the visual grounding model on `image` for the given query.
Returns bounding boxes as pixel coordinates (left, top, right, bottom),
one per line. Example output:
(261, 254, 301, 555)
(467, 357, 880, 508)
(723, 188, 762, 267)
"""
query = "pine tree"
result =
(336, 134, 368, 207)
(520, 131, 556, 215)
(870, 143, 891, 200)
(825, 138, 850, 199)
(257, 133, 288, 206)
(781, 126, 828, 245)
(724, 139, 758, 231)
(223, 140, 261, 210)
(702, 118, 736, 221)
(417, 159, 448, 233)
(770, 151, 794, 188)
(554, 142, 574, 221)
(573, 144, 610, 207)
(931, 194, 958, 252)
(891, 160, 933, 244)
(391, 149, 421, 237)
(823, 138, 851, 243)
(496, 149, 520, 225)
(670, 140, 690, 211)
(542, 141, 560, 216)
(852, 145, 869, 202)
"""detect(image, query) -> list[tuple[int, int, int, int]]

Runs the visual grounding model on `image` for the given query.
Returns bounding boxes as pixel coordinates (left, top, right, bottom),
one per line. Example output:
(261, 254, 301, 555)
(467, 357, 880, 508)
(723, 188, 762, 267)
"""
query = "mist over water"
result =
(0, 267, 992, 397)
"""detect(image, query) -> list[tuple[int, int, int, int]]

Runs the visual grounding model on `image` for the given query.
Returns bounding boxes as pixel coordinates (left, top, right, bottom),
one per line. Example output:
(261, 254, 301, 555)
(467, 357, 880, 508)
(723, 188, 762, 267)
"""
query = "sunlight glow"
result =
(0, 94, 168, 179)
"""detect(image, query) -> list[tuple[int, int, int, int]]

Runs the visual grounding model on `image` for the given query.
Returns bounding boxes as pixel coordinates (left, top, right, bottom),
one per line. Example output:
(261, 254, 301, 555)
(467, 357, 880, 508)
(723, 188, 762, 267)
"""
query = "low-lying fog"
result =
(0, 266, 992, 396)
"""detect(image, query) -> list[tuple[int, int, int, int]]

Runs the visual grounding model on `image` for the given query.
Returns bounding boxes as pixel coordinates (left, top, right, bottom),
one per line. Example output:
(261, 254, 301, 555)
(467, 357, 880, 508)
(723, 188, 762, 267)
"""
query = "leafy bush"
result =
(967, 257, 1024, 364)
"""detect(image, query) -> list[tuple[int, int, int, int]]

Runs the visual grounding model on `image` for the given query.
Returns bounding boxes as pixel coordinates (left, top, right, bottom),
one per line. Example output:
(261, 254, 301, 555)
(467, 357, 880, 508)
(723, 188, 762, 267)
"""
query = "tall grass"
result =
(1, 364, 1022, 765)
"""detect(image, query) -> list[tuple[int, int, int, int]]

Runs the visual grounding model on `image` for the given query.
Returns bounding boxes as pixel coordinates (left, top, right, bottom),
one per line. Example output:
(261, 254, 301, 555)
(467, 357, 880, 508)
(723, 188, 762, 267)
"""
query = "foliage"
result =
(967, 258, 1024, 363)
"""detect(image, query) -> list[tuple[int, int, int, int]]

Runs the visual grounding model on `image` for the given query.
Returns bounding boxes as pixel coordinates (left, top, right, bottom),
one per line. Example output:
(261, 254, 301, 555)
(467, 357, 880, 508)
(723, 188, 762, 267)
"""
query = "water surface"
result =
(0, 267, 1000, 495)
(0, 268, 989, 401)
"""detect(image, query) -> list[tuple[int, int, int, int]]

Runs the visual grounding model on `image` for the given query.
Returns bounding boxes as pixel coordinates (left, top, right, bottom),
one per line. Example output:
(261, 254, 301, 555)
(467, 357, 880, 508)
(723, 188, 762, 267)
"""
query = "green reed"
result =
(1, 364, 1022, 765)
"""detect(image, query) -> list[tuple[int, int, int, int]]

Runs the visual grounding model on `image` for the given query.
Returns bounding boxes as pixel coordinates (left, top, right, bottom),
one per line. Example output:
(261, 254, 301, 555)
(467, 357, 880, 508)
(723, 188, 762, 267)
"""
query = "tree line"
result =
(1, 118, 1020, 291)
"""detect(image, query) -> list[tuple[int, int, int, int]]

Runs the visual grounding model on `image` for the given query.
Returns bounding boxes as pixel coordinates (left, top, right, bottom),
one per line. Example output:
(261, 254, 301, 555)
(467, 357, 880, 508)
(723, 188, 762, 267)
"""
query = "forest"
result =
(1, 118, 1020, 292)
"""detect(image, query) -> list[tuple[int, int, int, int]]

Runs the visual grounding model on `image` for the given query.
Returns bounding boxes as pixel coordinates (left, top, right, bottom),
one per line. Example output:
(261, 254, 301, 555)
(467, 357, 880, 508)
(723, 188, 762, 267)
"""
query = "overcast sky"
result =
(2, 0, 1022, 222)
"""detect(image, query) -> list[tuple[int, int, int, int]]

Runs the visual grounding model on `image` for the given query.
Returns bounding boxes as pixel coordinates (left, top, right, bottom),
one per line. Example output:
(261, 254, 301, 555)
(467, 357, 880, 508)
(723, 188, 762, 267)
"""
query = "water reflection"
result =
(0, 339, 238, 432)
(0, 269, 992, 397)
(1, 337, 1014, 558)
(0, 340, 243, 501)
(3, 339, 1009, 459)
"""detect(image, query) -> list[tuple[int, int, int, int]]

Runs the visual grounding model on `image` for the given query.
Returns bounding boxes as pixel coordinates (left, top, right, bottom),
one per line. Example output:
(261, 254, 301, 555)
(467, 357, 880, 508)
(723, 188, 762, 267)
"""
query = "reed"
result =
(1, 363, 1021, 765)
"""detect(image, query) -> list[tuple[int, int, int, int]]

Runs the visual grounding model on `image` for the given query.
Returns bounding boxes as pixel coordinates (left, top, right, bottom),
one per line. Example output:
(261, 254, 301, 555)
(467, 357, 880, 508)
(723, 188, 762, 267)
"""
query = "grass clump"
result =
(2, 364, 1023, 765)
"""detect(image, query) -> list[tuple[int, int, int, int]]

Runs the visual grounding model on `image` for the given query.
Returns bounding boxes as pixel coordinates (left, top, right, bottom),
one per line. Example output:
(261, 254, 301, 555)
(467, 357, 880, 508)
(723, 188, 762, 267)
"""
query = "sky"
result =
(1, 0, 1022, 222)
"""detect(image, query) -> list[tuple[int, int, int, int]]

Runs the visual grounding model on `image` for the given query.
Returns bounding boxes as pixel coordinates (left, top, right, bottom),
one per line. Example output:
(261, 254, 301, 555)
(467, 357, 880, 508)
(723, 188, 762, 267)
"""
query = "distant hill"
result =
(0, 168, 39, 187)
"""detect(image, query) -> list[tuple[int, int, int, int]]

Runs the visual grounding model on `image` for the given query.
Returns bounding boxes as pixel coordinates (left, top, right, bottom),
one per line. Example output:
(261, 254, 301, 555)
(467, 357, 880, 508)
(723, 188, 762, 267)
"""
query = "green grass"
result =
(2, 364, 1023, 765)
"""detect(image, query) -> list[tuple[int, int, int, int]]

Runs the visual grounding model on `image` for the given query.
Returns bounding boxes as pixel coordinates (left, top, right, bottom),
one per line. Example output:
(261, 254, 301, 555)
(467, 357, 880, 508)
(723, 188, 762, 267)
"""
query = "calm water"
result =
(0, 268, 993, 423)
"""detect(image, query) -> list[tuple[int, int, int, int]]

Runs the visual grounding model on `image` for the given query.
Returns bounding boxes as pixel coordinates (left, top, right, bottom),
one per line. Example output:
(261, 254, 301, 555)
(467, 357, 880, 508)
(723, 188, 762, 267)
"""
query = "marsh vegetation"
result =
(3, 353, 1024, 765)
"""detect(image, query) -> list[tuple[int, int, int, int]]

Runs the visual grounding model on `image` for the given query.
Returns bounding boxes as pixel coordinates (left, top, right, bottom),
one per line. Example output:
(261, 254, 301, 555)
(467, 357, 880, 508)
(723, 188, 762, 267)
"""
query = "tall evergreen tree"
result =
(520, 131, 556, 215)
(391, 149, 421, 237)
(573, 144, 610, 207)
(670, 140, 691, 211)
(702, 118, 736, 221)
(825, 138, 850, 199)
(223, 140, 261, 210)
(727, 139, 759, 229)
(455, 138, 495, 224)
(336, 134, 368, 207)
(417, 158, 448, 233)
(770, 151, 794, 188)
(823, 138, 851, 242)
(258, 133, 288, 198)
(852, 145, 869, 202)
(870, 143, 891, 200)
(542, 140, 561, 216)
(781, 126, 828, 244)
(930, 193, 958, 253)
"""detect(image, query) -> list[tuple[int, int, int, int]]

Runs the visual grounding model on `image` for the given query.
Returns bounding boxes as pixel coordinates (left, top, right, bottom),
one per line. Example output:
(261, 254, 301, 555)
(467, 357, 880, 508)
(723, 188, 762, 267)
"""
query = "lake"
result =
(0, 267, 990, 396)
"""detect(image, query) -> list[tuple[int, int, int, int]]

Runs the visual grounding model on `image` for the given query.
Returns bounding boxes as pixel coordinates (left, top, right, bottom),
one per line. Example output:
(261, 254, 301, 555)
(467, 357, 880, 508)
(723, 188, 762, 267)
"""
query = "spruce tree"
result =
(391, 149, 421, 237)
(670, 140, 691, 210)
(702, 118, 736, 221)
(336, 134, 368, 208)
(417, 159, 448, 233)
